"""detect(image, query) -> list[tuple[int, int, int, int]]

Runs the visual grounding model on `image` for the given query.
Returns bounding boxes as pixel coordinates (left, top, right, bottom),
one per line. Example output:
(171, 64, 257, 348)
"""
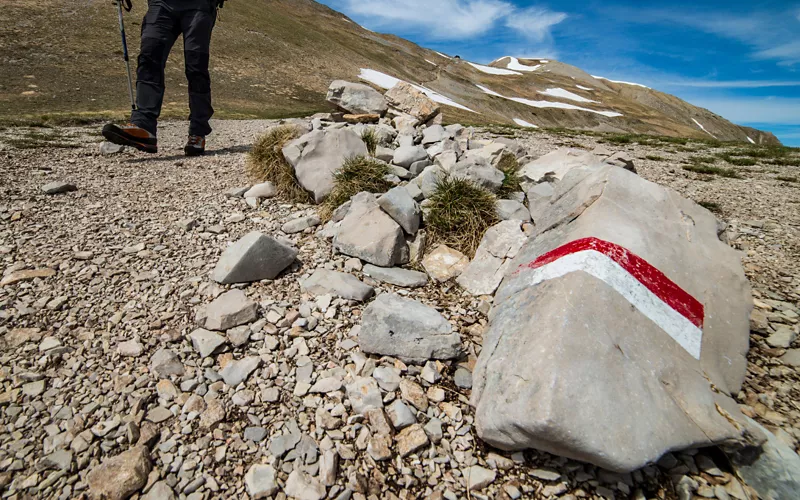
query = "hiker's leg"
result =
(130, 6, 181, 135)
(181, 8, 217, 137)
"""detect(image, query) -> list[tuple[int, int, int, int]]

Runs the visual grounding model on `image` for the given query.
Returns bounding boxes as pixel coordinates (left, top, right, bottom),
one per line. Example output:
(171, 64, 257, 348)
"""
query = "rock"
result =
(519, 148, 603, 185)
(396, 424, 429, 457)
(150, 348, 184, 378)
(457, 221, 527, 296)
(227, 325, 251, 347)
(0, 268, 56, 286)
(378, 186, 421, 235)
(766, 326, 797, 349)
(283, 215, 321, 234)
(245, 464, 278, 499)
(346, 377, 383, 414)
(393, 145, 429, 169)
(386, 400, 416, 430)
(454, 368, 473, 389)
(422, 124, 449, 145)
(472, 165, 753, 472)
(243, 182, 277, 199)
(41, 181, 77, 195)
(309, 376, 343, 394)
(219, 357, 261, 387)
(200, 400, 226, 429)
(117, 339, 144, 357)
(202, 289, 258, 331)
(375, 145, 395, 162)
(409, 159, 433, 175)
(400, 379, 428, 411)
(285, 469, 326, 500)
(189, 329, 227, 358)
(450, 158, 505, 192)
(385, 81, 440, 122)
(526, 182, 555, 219)
(23, 380, 45, 397)
(86, 446, 152, 500)
(604, 151, 637, 173)
(358, 294, 461, 363)
(464, 466, 496, 490)
(422, 245, 469, 282)
(343, 113, 380, 124)
(333, 192, 406, 267)
(415, 164, 446, 199)
(326, 80, 388, 116)
(100, 141, 125, 155)
(362, 265, 428, 288)
(211, 232, 298, 284)
(319, 450, 339, 486)
(39, 449, 72, 471)
(729, 417, 800, 500)
(424, 418, 444, 443)
(142, 481, 175, 500)
(780, 349, 800, 367)
(283, 129, 368, 203)
(372, 366, 402, 392)
(301, 269, 374, 302)
(367, 435, 393, 461)
(496, 200, 531, 222)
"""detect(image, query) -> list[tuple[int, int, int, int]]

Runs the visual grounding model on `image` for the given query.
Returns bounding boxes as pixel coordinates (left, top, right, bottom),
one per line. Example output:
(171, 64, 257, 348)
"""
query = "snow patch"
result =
(467, 62, 522, 76)
(359, 68, 477, 113)
(475, 84, 504, 97)
(576, 85, 593, 91)
(747, 136, 755, 144)
(476, 84, 623, 118)
(425, 59, 437, 66)
(435, 51, 451, 59)
(692, 118, 717, 139)
(513, 118, 539, 128)
(503, 57, 541, 72)
(539, 88, 598, 104)
(592, 75, 650, 89)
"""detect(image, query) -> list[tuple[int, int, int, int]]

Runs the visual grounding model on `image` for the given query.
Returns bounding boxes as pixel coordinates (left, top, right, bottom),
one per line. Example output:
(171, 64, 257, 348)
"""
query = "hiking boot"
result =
(184, 135, 206, 157)
(101, 123, 158, 154)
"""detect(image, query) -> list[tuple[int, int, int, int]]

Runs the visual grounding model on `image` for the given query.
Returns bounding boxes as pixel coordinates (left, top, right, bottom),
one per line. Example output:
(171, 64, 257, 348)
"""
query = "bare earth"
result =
(0, 120, 798, 499)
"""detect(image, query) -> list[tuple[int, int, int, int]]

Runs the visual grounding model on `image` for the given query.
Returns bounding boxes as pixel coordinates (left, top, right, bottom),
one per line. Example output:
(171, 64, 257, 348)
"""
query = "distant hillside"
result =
(0, 0, 780, 144)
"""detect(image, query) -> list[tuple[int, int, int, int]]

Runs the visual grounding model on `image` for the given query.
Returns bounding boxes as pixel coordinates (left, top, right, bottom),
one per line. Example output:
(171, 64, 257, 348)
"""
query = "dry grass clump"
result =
(246, 125, 311, 203)
(425, 176, 499, 256)
(360, 128, 379, 156)
(496, 152, 522, 198)
(320, 155, 392, 220)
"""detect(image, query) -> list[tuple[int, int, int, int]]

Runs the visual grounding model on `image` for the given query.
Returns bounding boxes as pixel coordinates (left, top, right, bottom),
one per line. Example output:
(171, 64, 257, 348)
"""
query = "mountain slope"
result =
(0, 0, 779, 144)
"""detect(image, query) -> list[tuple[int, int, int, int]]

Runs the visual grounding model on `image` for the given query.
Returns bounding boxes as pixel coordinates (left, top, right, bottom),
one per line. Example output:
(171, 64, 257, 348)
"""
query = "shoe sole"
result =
(184, 147, 205, 157)
(102, 127, 158, 154)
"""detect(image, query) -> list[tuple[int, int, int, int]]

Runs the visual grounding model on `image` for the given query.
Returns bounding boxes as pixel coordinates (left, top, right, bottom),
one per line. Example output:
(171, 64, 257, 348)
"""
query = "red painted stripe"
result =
(515, 237, 704, 328)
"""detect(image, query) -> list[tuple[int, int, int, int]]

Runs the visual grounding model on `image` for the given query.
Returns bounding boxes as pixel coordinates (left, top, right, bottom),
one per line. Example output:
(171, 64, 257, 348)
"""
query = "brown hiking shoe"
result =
(184, 135, 206, 157)
(102, 123, 158, 154)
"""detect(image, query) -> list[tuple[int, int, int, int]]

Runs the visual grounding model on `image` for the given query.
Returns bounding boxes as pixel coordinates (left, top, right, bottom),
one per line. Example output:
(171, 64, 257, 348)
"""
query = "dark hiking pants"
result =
(130, 2, 217, 137)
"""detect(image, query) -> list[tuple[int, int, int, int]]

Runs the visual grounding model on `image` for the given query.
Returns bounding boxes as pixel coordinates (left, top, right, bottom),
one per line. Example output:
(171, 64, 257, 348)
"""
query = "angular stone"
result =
(86, 446, 151, 500)
(39, 449, 72, 471)
(200, 400, 226, 429)
(301, 269, 374, 302)
(378, 186, 421, 235)
(457, 221, 527, 296)
(245, 464, 278, 499)
(343, 113, 380, 124)
(422, 125, 449, 145)
(309, 376, 343, 394)
(496, 199, 531, 222)
(766, 326, 797, 349)
(117, 339, 144, 357)
(327, 80, 388, 116)
(100, 141, 125, 155)
(393, 145, 428, 169)
(41, 181, 77, 195)
(211, 232, 297, 284)
(149, 349, 184, 378)
(464, 466, 496, 490)
(729, 417, 800, 500)
(372, 366, 402, 392)
(142, 481, 175, 500)
(422, 245, 469, 282)
(605, 151, 637, 173)
(227, 325, 251, 347)
(472, 165, 753, 472)
(454, 368, 473, 389)
(346, 377, 383, 414)
(385, 82, 440, 122)
(189, 329, 226, 358)
(386, 400, 416, 430)
(424, 418, 443, 443)
(416, 164, 446, 199)
(520, 148, 603, 185)
(367, 435, 393, 461)
(203, 289, 258, 331)
(285, 469, 326, 500)
(396, 424, 429, 457)
(0, 268, 56, 286)
(780, 349, 800, 367)
(359, 294, 461, 363)
(526, 181, 555, 218)
(282, 215, 321, 234)
(333, 192, 406, 267)
(244, 182, 277, 199)
(219, 357, 261, 387)
(362, 265, 428, 288)
(400, 379, 428, 412)
(450, 158, 505, 192)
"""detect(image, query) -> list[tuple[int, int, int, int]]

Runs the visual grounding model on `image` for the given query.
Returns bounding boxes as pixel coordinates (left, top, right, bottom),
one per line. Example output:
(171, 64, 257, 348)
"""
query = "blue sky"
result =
(319, 0, 800, 146)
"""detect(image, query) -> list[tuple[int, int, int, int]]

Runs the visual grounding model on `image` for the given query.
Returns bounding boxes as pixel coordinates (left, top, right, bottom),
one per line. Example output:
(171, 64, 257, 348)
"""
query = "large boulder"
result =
(333, 193, 407, 267)
(212, 232, 297, 284)
(385, 82, 440, 122)
(358, 294, 462, 363)
(283, 129, 368, 203)
(472, 165, 752, 472)
(519, 148, 603, 187)
(450, 158, 505, 192)
(326, 80, 389, 116)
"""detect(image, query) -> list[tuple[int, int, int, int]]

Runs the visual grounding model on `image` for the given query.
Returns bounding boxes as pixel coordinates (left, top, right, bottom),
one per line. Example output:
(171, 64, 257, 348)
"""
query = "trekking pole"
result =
(116, 0, 136, 111)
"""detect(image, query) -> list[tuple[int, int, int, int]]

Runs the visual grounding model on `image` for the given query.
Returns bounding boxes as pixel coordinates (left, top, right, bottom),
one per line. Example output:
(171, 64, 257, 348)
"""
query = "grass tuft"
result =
(682, 163, 742, 179)
(321, 155, 392, 220)
(698, 201, 722, 213)
(246, 125, 311, 203)
(645, 155, 666, 162)
(496, 153, 522, 198)
(777, 176, 798, 183)
(425, 176, 499, 257)
(360, 128, 378, 156)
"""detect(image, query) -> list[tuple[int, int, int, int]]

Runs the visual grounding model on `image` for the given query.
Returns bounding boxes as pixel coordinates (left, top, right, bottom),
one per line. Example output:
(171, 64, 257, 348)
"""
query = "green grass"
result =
(425, 176, 499, 257)
(716, 153, 757, 166)
(2, 130, 81, 150)
(777, 176, 798, 183)
(496, 153, 522, 198)
(690, 155, 717, 164)
(768, 157, 800, 167)
(246, 125, 311, 204)
(321, 155, 392, 219)
(683, 163, 742, 179)
(645, 155, 667, 162)
(360, 128, 378, 156)
(698, 201, 722, 213)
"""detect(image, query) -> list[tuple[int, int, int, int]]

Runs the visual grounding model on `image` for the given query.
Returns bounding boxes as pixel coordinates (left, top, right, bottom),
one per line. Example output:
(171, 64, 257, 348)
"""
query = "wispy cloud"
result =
(665, 79, 800, 89)
(505, 7, 567, 42)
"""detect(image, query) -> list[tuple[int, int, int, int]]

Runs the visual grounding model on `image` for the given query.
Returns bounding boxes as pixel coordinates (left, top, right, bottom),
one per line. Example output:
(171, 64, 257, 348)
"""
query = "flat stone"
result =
(22, 380, 46, 397)
(117, 339, 144, 357)
(245, 464, 278, 499)
(226, 325, 251, 347)
(457, 220, 527, 296)
(211, 231, 297, 284)
(326, 80, 388, 116)
(362, 264, 428, 288)
(150, 349, 184, 378)
(367, 435, 393, 461)
(386, 400, 416, 430)
(372, 366, 402, 392)
(729, 417, 800, 500)
(100, 141, 125, 155)
(779, 349, 800, 367)
(203, 289, 258, 331)
(200, 400, 226, 429)
(396, 424, 429, 457)
(145, 406, 173, 424)
(378, 186, 421, 235)
(86, 446, 151, 500)
(41, 181, 77, 195)
(464, 465, 496, 490)
(189, 329, 227, 358)
(346, 377, 383, 414)
(39, 449, 72, 471)
(333, 192, 406, 267)
(285, 469, 326, 500)
(244, 427, 268, 442)
(309, 376, 343, 394)
(219, 357, 261, 387)
(1, 268, 56, 286)
(422, 245, 469, 282)
(385, 81, 440, 122)
(142, 481, 175, 500)
(454, 368, 473, 389)
(766, 326, 797, 349)
(301, 269, 374, 302)
(243, 182, 277, 199)
(282, 215, 321, 234)
(496, 199, 531, 222)
(393, 145, 429, 169)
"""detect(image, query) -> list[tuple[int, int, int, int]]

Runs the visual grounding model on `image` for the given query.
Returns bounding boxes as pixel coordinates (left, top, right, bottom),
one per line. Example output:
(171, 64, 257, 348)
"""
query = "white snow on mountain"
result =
(467, 62, 522, 76)
(513, 118, 539, 128)
(359, 68, 476, 113)
(539, 88, 598, 103)
(591, 75, 650, 89)
(477, 84, 622, 117)
(692, 118, 717, 139)
(576, 85, 593, 91)
(501, 57, 542, 72)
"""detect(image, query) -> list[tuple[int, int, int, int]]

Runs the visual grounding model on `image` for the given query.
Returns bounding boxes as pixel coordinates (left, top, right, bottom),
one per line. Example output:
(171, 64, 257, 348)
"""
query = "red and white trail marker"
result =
(514, 237, 705, 359)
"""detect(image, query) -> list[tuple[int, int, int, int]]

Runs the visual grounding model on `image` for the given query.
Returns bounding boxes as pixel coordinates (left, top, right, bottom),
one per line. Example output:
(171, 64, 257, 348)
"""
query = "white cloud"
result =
(505, 7, 567, 42)
(754, 41, 800, 65)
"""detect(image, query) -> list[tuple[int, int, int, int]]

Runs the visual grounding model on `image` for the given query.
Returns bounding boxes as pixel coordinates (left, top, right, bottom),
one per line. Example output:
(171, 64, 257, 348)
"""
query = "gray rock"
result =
(282, 215, 321, 234)
(780, 349, 800, 367)
(203, 289, 258, 331)
(464, 465, 496, 490)
(372, 366, 402, 392)
(100, 142, 125, 155)
(766, 326, 797, 349)
(422, 125, 448, 145)
(227, 325, 251, 347)
(301, 269, 374, 302)
(605, 151, 637, 173)
(333, 192, 406, 267)
(422, 244, 469, 282)
(327, 80, 388, 116)
(393, 145, 428, 168)
(225, 186, 250, 198)
(219, 356, 261, 387)
(189, 329, 226, 358)
(150, 348, 184, 378)
(472, 165, 753, 472)
(496, 199, 531, 221)
(285, 469, 326, 500)
(39, 449, 73, 471)
(378, 186, 421, 235)
(385, 81, 440, 122)
(86, 446, 151, 500)
(362, 264, 428, 288)
(346, 377, 383, 414)
(405, 182, 424, 202)
(424, 418, 444, 443)
(409, 159, 433, 176)
(283, 128, 368, 203)
(526, 182, 555, 219)
(450, 158, 505, 192)
(245, 464, 278, 499)
(358, 293, 461, 362)
(387, 400, 417, 430)
(730, 417, 800, 500)
(457, 221, 527, 296)
(375, 145, 395, 162)
(211, 232, 298, 284)
(41, 182, 77, 195)
(117, 339, 144, 357)
(142, 481, 175, 500)
(415, 164, 446, 199)
(454, 368, 473, 389)
(243, 182, 277, 199)
(519, 148, 603, 185)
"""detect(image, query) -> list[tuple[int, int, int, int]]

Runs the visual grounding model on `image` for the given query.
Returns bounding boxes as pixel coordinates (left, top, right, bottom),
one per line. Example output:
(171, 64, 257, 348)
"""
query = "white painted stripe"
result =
(517, 250, 703, 359)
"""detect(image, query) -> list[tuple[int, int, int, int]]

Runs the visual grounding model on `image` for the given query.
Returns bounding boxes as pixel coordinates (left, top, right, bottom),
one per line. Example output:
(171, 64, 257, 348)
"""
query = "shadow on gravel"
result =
(122, 145, 252, 164)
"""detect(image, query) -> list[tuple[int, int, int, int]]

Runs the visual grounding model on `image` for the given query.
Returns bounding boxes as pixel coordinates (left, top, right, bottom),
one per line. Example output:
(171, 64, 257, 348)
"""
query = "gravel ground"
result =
(0, 119, 798, 499)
